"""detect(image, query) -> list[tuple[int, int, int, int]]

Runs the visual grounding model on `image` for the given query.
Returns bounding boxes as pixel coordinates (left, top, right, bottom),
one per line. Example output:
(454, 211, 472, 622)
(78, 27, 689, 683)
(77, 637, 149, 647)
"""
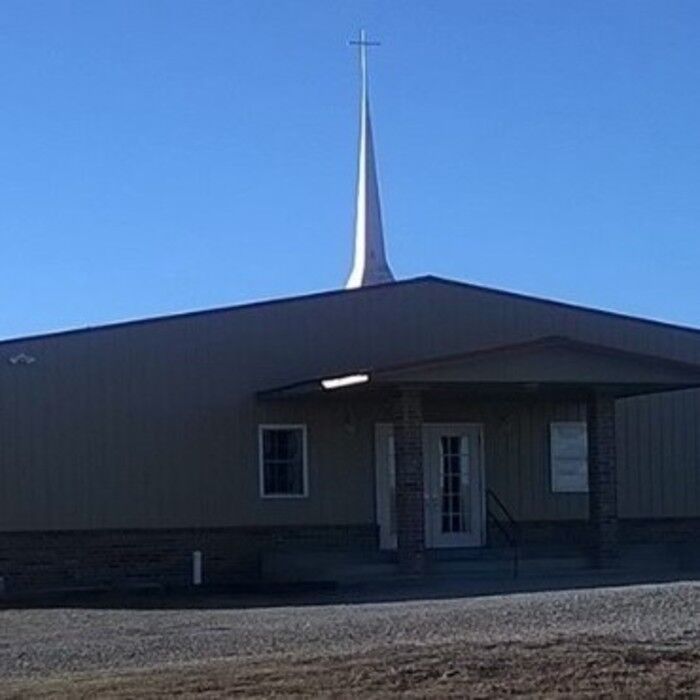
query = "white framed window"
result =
(258, 425, 308, 498)
(550, 421, 589, 493)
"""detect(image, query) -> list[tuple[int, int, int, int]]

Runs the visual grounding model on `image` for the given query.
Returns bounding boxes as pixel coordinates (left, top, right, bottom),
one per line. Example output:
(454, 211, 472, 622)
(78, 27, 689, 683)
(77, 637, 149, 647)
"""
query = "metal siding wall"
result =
(422, 397, 588, 521)
(1, 278, 700, 531)
(617, 389, 700, 518)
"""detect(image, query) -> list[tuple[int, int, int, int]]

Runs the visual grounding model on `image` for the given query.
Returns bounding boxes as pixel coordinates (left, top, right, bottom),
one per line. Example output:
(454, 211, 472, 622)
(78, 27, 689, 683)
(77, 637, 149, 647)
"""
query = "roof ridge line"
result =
(0, 276, 434, 347)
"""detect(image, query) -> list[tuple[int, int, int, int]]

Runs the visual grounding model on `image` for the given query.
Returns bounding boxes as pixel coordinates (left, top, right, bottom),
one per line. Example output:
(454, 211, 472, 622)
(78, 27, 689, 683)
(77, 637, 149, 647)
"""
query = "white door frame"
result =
(374, 423, 397, 550)
(374, 422, 485, 550)
(423, 423, 484, 548)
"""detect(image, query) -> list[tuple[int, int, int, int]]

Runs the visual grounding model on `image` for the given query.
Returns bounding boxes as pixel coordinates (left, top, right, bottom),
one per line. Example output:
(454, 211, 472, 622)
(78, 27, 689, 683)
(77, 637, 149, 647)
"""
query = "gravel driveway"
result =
(1, 581, 699, 696)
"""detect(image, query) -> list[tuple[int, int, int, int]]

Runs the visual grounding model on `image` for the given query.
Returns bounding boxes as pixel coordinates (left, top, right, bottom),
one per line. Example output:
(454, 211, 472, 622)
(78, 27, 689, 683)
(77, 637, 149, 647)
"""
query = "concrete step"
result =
(431, 556, 589, 578)
(261, 550, 596, 584)
(260, 544, 700, 585)
(431, 545, 593, 561)
(617, 543, 700, 572)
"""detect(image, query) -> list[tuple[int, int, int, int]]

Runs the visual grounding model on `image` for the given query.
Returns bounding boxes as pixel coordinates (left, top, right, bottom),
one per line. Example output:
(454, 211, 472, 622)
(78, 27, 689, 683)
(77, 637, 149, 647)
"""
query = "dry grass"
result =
(4, 635, 700, 699)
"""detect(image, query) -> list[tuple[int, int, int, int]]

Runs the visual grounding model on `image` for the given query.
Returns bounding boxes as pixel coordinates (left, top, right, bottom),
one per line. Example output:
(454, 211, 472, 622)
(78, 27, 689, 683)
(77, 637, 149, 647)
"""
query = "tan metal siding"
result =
(617, 389, 700, 518)
(1, 278, 699, 531)
(422, 396, 588, 521)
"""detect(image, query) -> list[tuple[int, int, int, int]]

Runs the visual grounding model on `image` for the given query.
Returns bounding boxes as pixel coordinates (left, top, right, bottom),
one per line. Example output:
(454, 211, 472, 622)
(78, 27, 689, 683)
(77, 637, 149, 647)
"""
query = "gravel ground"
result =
(1, 581, 699, 697)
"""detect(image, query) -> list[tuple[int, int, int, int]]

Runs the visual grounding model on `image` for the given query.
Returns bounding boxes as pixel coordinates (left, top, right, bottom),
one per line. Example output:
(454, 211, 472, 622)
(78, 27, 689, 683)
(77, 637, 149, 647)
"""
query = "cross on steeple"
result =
(345, 29, 395, 289)
(349, 30, 380, 82)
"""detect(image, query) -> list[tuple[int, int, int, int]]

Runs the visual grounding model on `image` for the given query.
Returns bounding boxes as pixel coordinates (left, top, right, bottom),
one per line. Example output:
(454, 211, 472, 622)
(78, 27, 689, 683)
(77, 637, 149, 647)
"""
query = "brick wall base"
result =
(618, 518, 700, 544)
(0, 525, 378, 595)
(2, 518, 698, 595)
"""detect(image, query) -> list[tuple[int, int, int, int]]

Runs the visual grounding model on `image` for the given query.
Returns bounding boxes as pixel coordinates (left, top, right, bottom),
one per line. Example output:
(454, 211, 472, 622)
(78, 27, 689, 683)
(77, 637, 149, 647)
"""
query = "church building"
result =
(1, 38, 700, 594)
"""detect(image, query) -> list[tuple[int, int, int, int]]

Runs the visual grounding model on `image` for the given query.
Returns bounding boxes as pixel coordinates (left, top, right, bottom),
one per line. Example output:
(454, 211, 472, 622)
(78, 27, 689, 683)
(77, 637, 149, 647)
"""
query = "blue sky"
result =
(1, 1, 699, 339)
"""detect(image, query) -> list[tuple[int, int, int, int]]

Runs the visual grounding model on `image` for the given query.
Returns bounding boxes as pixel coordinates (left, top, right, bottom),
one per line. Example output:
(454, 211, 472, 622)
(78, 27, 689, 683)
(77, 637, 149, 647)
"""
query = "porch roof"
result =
(258, 336, 700, 400)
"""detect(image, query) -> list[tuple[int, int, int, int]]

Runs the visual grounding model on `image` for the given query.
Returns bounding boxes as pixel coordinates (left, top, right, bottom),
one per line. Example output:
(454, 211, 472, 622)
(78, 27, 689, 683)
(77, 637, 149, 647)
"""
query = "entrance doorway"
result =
(375, 423, 484, 550)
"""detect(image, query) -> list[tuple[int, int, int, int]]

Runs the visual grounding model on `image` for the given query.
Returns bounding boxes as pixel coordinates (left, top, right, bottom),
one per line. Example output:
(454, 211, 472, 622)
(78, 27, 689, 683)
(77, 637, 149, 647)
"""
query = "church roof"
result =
(1, 275, 700, 348)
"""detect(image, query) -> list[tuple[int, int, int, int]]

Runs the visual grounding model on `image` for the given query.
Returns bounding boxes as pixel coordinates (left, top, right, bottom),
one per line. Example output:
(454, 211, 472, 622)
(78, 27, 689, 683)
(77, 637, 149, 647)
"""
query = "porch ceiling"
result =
(258, 335, 700, 400)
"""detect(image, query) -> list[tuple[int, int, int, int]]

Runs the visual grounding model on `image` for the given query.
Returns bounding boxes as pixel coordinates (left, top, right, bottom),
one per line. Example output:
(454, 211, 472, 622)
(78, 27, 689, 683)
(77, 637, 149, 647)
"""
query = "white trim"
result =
(374, 424, 397, 550)
(258, 424, 309, 499)
(479, 427, 486, 546)
(423, 423, 485, 548)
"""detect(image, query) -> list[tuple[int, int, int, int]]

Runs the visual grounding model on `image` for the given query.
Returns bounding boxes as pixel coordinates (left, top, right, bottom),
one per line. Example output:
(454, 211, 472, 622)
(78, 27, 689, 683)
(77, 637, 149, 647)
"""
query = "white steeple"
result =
(345, 30, 395, 289)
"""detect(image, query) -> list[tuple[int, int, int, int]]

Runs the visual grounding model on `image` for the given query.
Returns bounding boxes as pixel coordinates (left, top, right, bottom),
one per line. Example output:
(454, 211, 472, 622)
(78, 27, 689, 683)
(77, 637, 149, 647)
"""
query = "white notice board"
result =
(550, 422, 589, 493)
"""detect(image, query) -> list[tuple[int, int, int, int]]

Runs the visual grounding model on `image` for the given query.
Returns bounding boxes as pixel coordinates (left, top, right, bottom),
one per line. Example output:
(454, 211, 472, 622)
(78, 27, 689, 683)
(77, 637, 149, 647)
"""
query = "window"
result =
(258, 425, 308, 498)
(550, 422, 588, 493)
(439, 435, 470, 534)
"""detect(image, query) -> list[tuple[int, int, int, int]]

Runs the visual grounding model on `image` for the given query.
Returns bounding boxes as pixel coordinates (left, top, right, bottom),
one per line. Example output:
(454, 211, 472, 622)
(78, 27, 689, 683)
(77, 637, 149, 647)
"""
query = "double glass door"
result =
(375, 423, 483, 550)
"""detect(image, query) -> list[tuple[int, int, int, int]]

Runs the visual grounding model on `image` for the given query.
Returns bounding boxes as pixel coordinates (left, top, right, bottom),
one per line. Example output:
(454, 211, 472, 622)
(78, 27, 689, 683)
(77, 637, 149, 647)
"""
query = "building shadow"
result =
(2, 568, 698, 611)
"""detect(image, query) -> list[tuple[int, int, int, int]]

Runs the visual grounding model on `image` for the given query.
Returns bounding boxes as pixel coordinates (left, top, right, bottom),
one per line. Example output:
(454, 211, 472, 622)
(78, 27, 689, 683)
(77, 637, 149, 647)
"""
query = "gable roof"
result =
(2, 275, 700, 349)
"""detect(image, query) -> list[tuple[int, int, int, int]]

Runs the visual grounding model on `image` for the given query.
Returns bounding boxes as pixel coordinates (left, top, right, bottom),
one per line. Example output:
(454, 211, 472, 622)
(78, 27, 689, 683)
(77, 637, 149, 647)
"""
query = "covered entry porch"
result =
(385, 388, 615, 574)
(261, 336, 700, 577)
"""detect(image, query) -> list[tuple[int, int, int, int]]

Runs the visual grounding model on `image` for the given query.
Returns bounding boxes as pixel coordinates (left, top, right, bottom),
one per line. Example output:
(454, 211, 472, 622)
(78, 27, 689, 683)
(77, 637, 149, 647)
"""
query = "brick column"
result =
(392, 388, 426, 575)
(587, 393, 619, 567)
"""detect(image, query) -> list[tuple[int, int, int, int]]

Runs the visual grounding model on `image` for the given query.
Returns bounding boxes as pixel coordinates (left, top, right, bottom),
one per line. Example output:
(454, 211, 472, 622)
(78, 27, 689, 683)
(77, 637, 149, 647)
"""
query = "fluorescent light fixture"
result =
(321, 373, 370, 390)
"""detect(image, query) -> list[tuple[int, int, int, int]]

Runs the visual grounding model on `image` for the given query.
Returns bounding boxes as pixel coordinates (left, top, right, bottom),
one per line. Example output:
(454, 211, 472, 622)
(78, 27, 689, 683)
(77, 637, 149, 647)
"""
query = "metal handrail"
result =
(485, 488, 520, 578)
